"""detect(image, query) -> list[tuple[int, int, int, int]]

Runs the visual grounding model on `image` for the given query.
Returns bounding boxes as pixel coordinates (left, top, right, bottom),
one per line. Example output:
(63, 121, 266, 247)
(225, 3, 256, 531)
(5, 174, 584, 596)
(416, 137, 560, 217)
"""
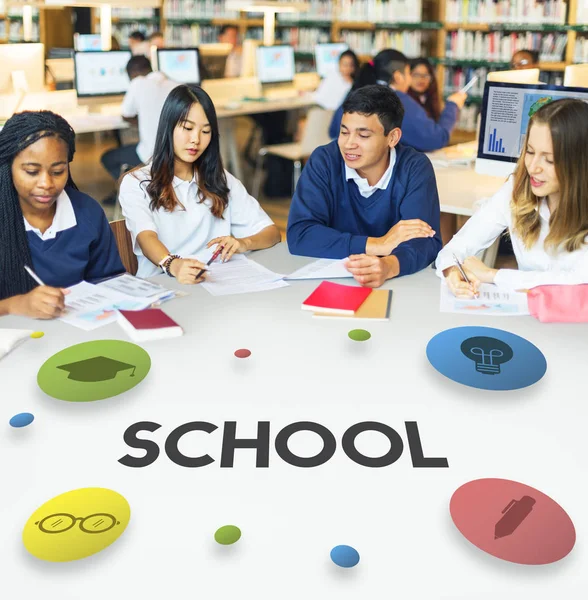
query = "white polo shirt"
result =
(121, 71, 180, 163)
(436, 177, 588, 289)
(23, 190, 76, 240)
(344, 148, 396, 198)
(119, 166, 275, 278)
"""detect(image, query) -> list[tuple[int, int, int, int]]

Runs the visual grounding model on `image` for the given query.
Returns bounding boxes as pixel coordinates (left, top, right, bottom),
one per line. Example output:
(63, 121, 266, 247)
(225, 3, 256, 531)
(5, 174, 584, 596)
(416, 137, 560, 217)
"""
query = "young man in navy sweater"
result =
(287, 85, 442, 288)
(328, 50, 466, 152)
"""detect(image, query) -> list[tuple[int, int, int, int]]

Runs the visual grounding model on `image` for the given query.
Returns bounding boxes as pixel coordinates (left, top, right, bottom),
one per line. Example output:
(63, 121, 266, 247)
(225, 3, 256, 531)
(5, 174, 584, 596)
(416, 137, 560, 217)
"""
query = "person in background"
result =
(128, 30, 149, 56)
(314, 49, 360, 110)
(287, 85, 442, 288)
(110, 35, 121, 51)
(100, 56, 179, 204)
(0, 111, 124, 318)
(407, 58, 441, 122)
(119, 85, 280, 281)
(218, 25, 242, 78)
(511, 49, 540, 70)
(148, 31, 165, 49)
(437, 99, 588, 297)
(329, 49, 466, 152)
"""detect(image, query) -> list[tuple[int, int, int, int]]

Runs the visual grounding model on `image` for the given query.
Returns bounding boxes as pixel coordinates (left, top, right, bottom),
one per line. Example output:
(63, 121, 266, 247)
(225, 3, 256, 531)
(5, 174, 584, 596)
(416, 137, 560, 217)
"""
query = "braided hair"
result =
(0, 110, 76, 301)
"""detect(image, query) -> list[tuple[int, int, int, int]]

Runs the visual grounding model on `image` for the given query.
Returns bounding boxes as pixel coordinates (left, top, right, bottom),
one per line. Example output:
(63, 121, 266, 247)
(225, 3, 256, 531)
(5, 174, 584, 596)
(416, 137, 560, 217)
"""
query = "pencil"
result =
(24, 265, 46, 287)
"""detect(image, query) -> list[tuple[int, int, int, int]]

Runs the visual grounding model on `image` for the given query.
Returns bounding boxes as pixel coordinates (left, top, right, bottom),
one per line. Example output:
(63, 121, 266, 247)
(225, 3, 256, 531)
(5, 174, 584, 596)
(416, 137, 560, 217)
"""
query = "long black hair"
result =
(354, 49, 409, 89)
(0, 110, 76, 301)
(144, 84, 229, 218)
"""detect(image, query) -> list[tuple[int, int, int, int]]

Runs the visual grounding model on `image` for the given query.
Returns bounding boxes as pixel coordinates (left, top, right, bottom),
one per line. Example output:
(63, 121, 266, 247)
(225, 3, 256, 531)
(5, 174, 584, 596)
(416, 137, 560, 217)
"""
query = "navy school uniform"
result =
(286, 141, 442, 277)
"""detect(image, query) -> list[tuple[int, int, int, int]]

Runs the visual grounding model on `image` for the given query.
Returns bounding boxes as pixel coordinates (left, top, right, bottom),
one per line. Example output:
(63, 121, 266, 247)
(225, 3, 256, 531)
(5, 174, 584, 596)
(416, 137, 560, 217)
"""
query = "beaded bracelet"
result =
(162, 254, 181, 277)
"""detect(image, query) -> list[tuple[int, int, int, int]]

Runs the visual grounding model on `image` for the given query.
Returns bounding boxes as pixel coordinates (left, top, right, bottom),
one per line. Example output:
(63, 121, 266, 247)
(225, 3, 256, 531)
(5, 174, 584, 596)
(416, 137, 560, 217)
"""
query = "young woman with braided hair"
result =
(0, 111, 124, 318)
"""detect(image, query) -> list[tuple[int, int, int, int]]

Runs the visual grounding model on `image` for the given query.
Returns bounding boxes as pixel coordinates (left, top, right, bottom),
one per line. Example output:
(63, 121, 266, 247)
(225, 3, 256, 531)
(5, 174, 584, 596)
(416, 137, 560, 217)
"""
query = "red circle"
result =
(234, 349, 251, 359)
(450, 478, 575, 565)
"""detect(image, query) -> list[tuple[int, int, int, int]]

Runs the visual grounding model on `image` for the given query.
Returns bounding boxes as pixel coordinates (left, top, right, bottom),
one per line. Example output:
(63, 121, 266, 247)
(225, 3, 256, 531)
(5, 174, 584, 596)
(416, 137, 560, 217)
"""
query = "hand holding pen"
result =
(445, 254, 480, 299)
(20, 265, 69, 319)
(195, 245, 225, 280)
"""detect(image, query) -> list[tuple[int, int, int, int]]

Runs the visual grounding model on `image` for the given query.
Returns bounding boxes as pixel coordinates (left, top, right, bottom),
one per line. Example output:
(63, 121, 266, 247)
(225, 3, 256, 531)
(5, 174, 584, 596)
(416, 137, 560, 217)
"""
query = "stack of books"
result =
(301, 281, 392, 321)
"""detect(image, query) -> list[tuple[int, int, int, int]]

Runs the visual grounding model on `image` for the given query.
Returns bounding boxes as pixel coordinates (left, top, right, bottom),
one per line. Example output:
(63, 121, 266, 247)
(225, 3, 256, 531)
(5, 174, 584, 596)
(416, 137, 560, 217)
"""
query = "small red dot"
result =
(234, 349, 251, 359)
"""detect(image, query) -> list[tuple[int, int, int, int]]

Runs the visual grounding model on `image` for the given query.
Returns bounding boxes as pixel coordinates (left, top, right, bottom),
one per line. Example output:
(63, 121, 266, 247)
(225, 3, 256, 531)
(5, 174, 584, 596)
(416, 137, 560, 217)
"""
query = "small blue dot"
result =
(330, 545, 360, 568)
(9, 413, 34, 428)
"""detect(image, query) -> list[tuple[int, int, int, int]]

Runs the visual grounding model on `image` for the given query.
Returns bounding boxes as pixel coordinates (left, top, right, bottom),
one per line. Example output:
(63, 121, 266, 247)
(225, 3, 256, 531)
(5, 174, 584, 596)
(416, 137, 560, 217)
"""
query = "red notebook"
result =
(301, 281, 372, 315)
(118, 309, 183, 342)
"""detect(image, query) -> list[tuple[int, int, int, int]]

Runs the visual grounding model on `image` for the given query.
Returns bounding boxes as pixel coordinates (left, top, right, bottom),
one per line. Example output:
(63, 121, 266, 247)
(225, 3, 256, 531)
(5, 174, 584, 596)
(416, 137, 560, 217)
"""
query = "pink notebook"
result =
(301, 281, 372, 315)
(118, 309, 183, 341)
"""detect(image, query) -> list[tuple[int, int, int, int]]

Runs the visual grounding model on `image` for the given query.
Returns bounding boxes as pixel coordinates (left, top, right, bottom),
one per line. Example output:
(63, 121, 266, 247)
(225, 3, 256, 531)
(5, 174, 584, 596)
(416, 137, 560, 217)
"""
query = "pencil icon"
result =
(494, 495, 536, 540)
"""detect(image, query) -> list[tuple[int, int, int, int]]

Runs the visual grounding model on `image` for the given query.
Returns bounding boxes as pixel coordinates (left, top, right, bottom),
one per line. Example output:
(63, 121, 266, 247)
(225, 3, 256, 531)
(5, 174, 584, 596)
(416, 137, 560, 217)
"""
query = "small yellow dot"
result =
(30, 332, 44, 339)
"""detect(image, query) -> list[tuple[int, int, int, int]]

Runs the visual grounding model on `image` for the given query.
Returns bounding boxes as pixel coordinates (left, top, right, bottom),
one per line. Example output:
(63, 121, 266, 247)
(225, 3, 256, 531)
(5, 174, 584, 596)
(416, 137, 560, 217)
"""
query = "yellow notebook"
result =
(312, 289, 392, 321)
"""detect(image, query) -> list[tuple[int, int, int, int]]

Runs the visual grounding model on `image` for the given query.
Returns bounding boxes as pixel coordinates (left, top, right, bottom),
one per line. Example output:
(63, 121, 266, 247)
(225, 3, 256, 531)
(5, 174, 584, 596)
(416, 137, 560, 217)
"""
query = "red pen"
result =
(195, 245, 224, 280)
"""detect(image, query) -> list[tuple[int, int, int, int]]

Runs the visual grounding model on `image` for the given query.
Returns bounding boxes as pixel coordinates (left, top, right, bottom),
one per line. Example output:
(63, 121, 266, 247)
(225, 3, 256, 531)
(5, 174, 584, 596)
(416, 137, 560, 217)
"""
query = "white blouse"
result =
(119, 167, 275, 278)
(436, 178, 588, 289)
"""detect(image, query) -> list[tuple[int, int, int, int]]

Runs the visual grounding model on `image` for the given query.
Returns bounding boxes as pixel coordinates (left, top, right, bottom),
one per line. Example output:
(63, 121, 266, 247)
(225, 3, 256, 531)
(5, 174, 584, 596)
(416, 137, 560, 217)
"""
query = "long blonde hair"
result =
(511, 98, 588, 253)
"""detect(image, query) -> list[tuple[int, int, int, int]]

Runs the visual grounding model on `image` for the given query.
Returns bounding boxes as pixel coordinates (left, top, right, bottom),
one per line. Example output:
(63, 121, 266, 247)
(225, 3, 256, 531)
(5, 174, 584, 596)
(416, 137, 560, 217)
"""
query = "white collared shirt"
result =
(345, 148, 396, 198)
(436, 178, 588, 289)
(121, 71, 180, 163)
(119, 166, 275, 278)
(23, 190, 77, 241)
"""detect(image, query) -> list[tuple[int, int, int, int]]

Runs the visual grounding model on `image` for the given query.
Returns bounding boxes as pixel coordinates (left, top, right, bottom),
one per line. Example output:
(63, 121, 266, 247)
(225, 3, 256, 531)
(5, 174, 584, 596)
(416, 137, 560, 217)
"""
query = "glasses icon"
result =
(35, 513, 120, 534)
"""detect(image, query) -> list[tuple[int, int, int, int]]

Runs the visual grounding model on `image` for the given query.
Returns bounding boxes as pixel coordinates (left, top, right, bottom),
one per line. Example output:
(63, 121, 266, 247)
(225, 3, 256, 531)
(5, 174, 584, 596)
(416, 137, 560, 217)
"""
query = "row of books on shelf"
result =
(163, 0, 238, 20)
(165, 24, 220, 46)
(339, 30, 423, 57)
(277, 0, 335, 22)
(455, 104, 479, 132)
(444, 66, 489, 96)
(278, 27, 331, 51)
(445, 0, 568, 25)
(111, 7, 156, 20)
(2, 21, 39, 41)
(337, 0, 422, 22)
(4, 7, 39, 17)
(446, 30, 568, 62)
(575, 38, 588, 63)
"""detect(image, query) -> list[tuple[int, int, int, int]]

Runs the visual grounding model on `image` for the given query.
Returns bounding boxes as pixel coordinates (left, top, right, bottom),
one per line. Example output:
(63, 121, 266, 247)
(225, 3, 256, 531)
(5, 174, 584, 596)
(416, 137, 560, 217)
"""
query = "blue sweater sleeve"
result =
(329, 105, 343, 139)
(287, 148, 368, 259)
(83, 201, 126, 282)
(400, 95, 459, 152)
(391, 156, 442, 277)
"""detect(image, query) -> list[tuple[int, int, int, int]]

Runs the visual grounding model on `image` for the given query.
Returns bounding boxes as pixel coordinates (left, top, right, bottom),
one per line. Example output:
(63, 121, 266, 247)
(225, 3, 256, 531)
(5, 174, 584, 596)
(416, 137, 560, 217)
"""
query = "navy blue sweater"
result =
(329, 90, 459, 152)
(27, 188, 125, 288)
(286, 142, 442, 277)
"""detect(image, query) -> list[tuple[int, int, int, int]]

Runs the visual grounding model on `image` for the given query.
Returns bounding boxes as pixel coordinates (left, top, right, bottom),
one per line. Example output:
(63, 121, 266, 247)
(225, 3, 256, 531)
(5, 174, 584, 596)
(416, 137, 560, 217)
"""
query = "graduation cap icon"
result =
(56, 356, 136, 383)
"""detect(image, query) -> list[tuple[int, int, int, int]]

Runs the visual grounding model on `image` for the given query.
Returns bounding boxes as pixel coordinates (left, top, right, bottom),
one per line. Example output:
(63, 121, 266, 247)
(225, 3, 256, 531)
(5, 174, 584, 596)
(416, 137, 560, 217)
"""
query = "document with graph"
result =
(440, 281, 530, 316)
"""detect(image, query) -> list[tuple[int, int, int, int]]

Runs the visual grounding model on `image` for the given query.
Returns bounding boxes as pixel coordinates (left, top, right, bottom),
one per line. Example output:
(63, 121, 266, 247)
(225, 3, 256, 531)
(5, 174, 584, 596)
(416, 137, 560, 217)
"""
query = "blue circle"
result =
(9, 413, 34, 428)
(426, 326, 547, 391)
(330, 545, 360, 568)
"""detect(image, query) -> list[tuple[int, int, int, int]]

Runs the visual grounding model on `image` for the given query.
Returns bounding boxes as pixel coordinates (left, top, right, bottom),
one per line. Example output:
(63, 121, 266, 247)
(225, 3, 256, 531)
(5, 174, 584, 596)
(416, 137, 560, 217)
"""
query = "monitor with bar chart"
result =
(476, 81, 588, 177)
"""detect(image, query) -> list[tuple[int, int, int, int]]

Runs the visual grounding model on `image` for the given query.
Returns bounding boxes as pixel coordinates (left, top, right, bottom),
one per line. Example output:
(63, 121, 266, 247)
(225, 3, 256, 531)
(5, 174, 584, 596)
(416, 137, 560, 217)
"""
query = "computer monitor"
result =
(564, 64, 588, 88)
(157, 48, 200, 84)
(73, 50, 132, 97)
(315, 43, 348, 78)
(487, 68, 540, 84)
(476, 81, 588, 177)
(74, 33, 102, 52)
(256, 45, 295, 84)
(0, 43, 45, 94)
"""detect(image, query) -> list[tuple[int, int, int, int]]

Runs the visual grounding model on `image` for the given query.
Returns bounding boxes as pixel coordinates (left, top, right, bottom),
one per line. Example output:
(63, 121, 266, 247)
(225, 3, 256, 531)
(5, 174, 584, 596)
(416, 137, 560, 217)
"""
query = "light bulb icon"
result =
(460, 336, 514, 375)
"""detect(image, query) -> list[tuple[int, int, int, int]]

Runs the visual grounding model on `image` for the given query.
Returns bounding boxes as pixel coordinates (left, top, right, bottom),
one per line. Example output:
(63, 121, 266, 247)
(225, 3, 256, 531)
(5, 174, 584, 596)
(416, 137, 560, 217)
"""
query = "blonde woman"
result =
(436, 98, 588, 297)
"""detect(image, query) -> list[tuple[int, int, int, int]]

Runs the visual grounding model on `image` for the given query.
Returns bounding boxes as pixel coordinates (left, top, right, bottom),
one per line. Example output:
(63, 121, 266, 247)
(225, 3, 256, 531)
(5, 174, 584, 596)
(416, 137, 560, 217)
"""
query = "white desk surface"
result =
(1, 243, 586, 599)
(428, 143, 506, 217)
(214, 94, 315, 119)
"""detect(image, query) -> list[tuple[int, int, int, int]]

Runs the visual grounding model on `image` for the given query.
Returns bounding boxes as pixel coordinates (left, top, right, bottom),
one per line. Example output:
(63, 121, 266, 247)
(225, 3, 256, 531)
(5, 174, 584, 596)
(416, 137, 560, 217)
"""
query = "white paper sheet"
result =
(440, 281, 530, 316)
(285, 258, 352, 280)
(59, 282, 151, 331)
(190, 252, 288, 296)
(99, 274, 174, 302)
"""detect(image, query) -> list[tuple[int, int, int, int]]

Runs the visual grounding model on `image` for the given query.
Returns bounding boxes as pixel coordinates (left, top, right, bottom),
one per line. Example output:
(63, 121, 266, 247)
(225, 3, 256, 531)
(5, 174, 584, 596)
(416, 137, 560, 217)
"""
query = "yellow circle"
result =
(22, 488, 130, 562)
(30, 332, 44, 339)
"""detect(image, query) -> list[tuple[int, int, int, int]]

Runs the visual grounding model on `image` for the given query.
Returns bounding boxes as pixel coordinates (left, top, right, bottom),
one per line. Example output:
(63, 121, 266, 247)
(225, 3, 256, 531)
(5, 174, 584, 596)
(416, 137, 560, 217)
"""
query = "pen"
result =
(460, 75, 478, 94)
(195, 245, 224, 280)
(452, 254, 471, 284)
(24, 264, 46, 287)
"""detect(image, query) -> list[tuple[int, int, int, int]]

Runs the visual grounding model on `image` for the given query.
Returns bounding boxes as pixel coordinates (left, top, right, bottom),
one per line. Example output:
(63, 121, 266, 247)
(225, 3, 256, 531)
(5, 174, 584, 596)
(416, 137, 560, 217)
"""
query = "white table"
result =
(1, 243, 586, 598)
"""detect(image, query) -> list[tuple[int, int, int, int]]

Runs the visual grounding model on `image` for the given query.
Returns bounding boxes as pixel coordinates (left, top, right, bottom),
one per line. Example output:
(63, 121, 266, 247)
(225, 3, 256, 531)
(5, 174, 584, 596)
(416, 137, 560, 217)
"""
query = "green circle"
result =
(37, 340, 151, 402)
(348, 329, 371, 342)
(214, 525, 241, 545)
